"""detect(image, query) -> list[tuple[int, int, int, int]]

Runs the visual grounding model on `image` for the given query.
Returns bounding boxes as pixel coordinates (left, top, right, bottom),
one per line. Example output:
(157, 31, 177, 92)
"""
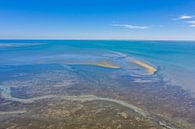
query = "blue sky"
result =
(0, 0, 195, 40)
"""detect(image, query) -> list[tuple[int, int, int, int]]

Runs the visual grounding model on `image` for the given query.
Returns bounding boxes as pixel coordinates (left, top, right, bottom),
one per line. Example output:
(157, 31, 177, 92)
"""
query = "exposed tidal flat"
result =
(0, 40, 195, 129)
(0, 64, 194, 129)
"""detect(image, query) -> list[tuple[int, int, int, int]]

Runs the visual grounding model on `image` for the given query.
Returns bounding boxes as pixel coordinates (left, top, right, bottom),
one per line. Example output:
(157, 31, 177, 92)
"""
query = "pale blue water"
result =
(0, 40, 195, 95)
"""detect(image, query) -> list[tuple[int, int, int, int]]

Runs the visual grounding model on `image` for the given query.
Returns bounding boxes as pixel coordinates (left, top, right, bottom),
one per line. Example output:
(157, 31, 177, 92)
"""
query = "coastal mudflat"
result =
(0, 64, 194, 129)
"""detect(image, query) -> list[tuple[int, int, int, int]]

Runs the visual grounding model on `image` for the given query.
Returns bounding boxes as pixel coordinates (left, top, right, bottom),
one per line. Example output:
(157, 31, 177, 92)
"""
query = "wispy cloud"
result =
(188, 21, 195, 24)
(179, 15, 193, 20)
(189, 24, 195, 27)
(173, 15, 195, 28)
(188, 21, 195, 27)
(112, 24, 149, 29)
(173, 15, 193, 20)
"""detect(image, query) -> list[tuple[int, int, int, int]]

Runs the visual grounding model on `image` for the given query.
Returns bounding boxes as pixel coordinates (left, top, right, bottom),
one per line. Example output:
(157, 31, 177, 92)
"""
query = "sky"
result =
(0, 0, 195, 40)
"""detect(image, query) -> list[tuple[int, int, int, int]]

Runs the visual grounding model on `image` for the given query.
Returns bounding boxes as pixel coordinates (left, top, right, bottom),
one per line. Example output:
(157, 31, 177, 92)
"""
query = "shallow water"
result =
(0, 40, 195, 95)
(1, 41, 195, 129)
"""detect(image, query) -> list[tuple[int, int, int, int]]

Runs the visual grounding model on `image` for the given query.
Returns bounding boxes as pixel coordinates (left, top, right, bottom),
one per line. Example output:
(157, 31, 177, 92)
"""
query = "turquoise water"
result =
(0, 40, 195, 95)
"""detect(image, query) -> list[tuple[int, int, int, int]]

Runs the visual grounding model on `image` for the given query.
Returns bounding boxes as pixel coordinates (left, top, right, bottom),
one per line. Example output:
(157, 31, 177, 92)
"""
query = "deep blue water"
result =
(0, 40, 195, 95)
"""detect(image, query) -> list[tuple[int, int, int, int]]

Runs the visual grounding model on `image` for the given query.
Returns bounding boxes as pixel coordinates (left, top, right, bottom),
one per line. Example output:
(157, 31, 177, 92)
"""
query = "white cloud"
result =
(187, 21, 195, 27)
(173, 15, 193, 20)
(173, 15, 195, 28)
(189, 24, 195, 27)
(179, 15, 193, 20)
(112, 24, 149, 29)
(188, 21, 195, 24)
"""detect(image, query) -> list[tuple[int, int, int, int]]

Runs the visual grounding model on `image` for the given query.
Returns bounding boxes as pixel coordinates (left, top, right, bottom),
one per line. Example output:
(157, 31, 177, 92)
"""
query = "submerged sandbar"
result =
(131, 60, 157, 74)
(61, 61, 120, 69)
(95, 61, 120, 69)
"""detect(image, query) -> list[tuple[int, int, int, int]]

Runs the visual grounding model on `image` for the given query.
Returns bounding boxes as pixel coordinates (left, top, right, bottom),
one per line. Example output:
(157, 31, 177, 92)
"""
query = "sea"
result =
(0, 40, 195, 96)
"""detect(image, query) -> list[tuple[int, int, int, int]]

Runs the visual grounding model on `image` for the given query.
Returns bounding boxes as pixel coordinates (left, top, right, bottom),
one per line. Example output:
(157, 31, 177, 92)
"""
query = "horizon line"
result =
(0, 38, 195, 42)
